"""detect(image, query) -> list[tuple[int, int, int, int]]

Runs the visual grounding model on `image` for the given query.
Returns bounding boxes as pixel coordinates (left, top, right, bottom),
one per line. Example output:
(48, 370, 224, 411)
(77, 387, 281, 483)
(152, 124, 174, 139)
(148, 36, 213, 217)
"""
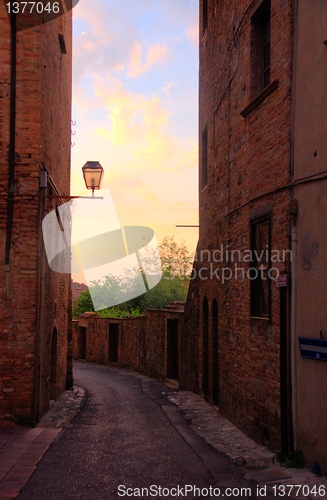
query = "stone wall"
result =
(195, 0, 294, 451)
(0, 7, 72, 421)
(73, 305, 184, 383)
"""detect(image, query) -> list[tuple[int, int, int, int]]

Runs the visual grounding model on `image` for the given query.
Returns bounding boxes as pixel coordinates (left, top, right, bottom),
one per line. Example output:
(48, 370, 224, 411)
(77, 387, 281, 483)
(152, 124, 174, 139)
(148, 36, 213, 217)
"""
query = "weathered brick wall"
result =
(193, 0, 294, 451)
(119, 317, 145, 371)
(82, 316, 108, 365)
(179, 245, 201, 393)
(0, 7, 72, 421)
(73, 314, 146, 371)
(72, 320, 79, 358)
(73, 309, 184, 383)
(142, 310, 167, 379)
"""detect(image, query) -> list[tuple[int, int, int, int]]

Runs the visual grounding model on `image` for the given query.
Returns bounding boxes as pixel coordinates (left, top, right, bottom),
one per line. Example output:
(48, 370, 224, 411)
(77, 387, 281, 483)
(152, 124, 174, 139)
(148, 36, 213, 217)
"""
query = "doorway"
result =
(79, 326, 87, 359)
(167, 319, 179, 380)
(202, 297, 209, 398)
(212, 299, 219, 405)
(50, 328, 58, 399)
(108, 323, 119, 363)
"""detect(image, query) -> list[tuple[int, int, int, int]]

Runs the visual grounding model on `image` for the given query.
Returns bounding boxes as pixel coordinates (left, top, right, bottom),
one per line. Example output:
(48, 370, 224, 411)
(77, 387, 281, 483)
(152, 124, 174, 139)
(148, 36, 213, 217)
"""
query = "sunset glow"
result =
(71, 0, 199, 277)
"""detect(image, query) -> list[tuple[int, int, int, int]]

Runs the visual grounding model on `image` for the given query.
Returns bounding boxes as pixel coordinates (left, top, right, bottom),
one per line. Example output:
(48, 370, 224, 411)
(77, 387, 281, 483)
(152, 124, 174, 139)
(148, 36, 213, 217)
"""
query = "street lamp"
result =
(46, 161, 104, 200)
(82, 161, 104, 197)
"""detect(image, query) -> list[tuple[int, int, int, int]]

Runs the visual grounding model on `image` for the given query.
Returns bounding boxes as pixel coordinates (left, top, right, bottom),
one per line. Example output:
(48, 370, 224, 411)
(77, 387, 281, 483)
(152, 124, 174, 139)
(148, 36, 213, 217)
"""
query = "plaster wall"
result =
(293, 0, 327, 473)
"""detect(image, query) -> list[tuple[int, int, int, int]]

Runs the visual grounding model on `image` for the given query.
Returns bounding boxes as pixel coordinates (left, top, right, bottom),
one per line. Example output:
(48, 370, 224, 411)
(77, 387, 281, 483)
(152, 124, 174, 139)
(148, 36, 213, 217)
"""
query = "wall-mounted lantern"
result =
(44, 161, 105, 200)
(82, 161, 104, 197)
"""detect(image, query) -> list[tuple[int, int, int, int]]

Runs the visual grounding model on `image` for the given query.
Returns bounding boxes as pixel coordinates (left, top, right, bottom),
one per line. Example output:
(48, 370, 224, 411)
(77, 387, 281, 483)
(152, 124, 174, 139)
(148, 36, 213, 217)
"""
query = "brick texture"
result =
(188, 0, 294, 452)
(0, 6, 72, 422)
(72, 308, 184, 383)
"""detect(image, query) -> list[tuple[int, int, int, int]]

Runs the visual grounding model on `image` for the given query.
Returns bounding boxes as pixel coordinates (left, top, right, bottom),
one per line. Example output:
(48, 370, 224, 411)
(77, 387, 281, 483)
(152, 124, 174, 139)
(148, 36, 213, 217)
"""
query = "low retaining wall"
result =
(72, 305, 185, 383)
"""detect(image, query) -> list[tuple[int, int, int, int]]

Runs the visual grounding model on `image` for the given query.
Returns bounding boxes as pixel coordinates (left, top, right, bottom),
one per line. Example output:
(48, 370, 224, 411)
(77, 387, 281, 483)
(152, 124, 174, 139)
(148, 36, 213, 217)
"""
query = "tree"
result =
(159, 236, 193, 278)
(72, 288, 94, 319)
(72, 236, 193, 318)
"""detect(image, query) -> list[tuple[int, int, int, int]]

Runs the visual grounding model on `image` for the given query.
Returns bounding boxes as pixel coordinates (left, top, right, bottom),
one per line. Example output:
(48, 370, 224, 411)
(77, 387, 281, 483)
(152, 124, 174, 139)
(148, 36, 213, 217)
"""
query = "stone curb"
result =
(37, 385, 86, 429)
(165, 390, 327, 500)
(166, 391, 275, 467)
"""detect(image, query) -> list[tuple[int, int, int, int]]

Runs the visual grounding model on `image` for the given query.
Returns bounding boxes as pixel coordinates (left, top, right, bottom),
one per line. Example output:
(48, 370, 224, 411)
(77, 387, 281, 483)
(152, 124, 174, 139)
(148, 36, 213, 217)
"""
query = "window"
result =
(201, 126, 208, 188)
(202, 0, 208, 36)
(251, 0, 271, 97)
(250, 215, 271, 318)
(58, 34, 67, 54)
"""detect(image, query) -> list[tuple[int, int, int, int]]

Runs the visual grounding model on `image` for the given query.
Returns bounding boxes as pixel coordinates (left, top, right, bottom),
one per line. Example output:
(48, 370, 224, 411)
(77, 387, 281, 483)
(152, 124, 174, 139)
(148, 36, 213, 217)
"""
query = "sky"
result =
(70, 0, 199, 281)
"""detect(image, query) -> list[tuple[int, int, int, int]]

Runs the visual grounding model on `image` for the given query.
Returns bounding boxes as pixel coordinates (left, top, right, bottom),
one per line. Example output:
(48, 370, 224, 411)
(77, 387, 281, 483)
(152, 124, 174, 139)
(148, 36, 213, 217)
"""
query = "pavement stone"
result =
(1, 380, 326, 500)
(37, 385, 85, 428)
(0, 385, 85, 499)
(165, 390, 327, 500)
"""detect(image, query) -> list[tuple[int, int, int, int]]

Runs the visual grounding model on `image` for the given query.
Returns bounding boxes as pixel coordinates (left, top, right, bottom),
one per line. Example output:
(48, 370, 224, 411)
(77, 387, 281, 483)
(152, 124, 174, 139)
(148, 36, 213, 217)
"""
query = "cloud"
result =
(186, 24, 199, 46)
(92, 76, 180, 168)
(71, 0, 199, 254)
(161, 80, 177, 97)
(73, 0, 199, 83)
(127, 42, 171, 78)
(72, 1, 137, 82)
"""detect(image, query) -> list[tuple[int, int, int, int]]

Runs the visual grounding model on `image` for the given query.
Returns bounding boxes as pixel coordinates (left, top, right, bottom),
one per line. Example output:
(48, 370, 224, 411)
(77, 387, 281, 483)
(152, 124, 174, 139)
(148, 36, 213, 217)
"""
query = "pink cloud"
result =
(128, 42, 171, 78)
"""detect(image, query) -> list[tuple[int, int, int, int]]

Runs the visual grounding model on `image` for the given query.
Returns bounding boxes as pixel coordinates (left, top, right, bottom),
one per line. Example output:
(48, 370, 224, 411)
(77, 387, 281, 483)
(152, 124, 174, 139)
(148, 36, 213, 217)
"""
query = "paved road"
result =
(18, 361, 268, 499)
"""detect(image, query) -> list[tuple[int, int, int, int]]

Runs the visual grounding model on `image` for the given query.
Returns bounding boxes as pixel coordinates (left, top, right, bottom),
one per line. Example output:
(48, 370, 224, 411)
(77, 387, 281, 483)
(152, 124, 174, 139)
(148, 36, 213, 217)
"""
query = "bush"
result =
(72, 236, 193, 318)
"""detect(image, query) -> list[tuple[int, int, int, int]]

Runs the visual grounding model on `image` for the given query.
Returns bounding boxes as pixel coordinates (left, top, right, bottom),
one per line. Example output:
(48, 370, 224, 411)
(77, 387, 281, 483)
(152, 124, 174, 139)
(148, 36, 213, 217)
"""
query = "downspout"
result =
(33, 186, 45, 422)
(5, 12, 17, 284)
(290, 225, 297, 450)
(290, 0, 299, 451)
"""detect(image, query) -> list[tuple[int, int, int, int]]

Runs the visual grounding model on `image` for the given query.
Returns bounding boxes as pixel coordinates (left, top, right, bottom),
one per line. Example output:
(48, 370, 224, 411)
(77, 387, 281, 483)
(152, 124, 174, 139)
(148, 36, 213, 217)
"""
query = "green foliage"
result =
(72, 236, 193, 318)
(99, 307, 144, 318)
(276, 449, 306, 469)
(72, 288, 94, 319)
(143, 269, 189, 309)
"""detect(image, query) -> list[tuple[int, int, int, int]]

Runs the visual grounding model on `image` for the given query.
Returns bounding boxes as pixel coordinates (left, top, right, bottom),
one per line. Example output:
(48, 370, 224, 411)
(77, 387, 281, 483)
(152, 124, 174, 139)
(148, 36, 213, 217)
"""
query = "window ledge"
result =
(240, 79, 279, 118)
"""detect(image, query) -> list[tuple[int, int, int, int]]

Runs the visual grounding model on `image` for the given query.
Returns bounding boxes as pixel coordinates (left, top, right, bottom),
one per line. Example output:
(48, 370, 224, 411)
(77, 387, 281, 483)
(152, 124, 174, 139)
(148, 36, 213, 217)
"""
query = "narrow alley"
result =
(17, 361, 267, 500)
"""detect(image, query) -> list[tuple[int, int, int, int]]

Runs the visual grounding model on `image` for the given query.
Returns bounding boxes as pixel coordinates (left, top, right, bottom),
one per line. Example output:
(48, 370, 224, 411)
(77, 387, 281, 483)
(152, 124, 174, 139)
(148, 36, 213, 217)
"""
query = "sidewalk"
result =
(0, 386, 85, 500)
(166, 390, 327, 500)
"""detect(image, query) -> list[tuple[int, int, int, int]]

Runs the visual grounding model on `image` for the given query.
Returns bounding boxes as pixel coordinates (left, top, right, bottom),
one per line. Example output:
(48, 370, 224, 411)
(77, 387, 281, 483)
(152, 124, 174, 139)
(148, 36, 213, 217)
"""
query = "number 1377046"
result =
(6, 2, 61, 14)
(272, 484, 326, 497)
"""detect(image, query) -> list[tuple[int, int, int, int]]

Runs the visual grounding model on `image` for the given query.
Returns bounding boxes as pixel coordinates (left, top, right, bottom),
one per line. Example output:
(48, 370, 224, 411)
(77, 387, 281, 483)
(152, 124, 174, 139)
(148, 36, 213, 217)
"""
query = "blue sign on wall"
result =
(299, 337, 327, 361)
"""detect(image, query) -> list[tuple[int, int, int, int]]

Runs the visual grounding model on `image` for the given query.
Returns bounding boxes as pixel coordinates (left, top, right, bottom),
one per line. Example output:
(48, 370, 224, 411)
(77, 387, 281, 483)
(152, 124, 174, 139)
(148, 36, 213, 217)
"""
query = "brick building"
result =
(0, 7, 73, 422)
(181, 0, 327, 472)
(71, 281, 88, 301)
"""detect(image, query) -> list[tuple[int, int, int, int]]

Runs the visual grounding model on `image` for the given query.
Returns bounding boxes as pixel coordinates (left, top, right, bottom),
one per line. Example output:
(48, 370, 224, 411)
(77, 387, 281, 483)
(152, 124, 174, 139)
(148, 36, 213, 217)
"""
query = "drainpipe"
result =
(290, 224, 297, 450)
(5, 13, 17, 284)
(33, 189, 45, 422)
(289, 0, 299, 452)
